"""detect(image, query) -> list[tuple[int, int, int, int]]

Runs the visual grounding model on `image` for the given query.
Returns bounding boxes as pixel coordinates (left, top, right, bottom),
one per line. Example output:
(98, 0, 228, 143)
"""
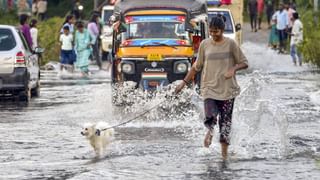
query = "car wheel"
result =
(31, 81, 40, 97)
(19, 88, 31, 102)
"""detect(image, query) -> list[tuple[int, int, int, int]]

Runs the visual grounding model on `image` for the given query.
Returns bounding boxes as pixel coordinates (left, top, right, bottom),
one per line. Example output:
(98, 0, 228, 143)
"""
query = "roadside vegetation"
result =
(296, 0, 320, 68)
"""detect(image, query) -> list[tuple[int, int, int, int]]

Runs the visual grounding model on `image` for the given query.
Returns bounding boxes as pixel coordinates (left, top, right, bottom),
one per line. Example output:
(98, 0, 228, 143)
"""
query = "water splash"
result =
(231, 71, 289, 160)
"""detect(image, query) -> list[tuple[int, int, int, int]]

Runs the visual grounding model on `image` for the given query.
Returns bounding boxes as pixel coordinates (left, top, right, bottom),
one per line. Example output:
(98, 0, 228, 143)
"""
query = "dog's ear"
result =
(95, 129, 101, 136)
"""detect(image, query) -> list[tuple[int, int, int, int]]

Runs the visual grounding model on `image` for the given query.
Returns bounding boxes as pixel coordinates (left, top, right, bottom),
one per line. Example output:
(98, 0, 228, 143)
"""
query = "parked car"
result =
(0, 25, 42, 102)
(207, 8, 242, 44)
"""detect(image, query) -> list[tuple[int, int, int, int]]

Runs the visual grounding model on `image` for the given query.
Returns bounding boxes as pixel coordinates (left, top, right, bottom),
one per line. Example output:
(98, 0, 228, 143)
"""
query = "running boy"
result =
(175, 17, 249, 160)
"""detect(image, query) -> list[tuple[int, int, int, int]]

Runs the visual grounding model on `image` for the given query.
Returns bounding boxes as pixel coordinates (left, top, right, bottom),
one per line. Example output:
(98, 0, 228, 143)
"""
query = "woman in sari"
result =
(75, 22, 92, 77)
(268, 10, 280, 49)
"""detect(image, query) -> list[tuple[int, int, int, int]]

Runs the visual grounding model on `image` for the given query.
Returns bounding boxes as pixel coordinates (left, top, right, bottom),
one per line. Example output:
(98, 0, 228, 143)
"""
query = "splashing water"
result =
(231, 71, 289, 160)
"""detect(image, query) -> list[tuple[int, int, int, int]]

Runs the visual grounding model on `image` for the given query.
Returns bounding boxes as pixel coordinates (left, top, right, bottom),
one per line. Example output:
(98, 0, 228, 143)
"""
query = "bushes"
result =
(298, 4, 320, 68)
(0, 10, 19, 25)
(37, 17, 64, 65)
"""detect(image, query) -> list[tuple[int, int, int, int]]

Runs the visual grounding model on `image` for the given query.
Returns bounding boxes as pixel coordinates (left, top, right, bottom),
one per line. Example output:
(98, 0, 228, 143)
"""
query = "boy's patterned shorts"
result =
(204, 98, 235, 145)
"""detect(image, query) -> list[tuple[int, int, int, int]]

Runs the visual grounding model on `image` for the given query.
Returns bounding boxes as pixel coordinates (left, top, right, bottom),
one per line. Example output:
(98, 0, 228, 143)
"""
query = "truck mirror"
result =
(235, 23, 241, 32)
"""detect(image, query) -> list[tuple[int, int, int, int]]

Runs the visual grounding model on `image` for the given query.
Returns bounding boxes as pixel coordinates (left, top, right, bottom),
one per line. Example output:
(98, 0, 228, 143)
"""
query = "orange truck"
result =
(110, 0, 208, 90)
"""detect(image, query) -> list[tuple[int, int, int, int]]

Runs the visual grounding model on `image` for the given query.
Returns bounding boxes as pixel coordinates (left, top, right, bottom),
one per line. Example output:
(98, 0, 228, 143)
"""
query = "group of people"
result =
(268, 2, 303, 66)
(59, 13, 103, 77)
(31, 0, 47, 21)
(247, 0, 303, 66)
(19, 14, 38, 50)
(3, 0, 47, 20)
(247, 0, 275, 31)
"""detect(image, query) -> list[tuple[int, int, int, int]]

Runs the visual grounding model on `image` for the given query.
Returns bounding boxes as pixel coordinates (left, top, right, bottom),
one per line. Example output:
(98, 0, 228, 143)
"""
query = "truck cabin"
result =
(112, 0, 208, 50)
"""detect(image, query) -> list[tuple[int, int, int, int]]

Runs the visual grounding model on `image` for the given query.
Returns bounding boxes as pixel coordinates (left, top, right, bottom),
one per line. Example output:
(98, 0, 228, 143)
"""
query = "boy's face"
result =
(78, 27, 84, 33)
(63, 29, 69, 35)
(209, 28, 223, 41)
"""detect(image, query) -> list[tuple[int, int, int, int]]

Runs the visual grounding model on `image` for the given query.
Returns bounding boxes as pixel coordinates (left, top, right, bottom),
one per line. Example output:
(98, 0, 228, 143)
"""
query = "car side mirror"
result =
(34, 47, 45, 54)
(235, 23, 241, 32)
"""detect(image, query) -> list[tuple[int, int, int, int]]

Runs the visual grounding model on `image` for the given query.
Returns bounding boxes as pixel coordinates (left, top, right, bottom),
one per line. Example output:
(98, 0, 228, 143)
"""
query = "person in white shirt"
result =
(289, 12, 303, 66)
(59, 26, 74, 71)
(275, 3, 289, 53)
(29, 19, 38, 50)
(37, 0, 47, 21)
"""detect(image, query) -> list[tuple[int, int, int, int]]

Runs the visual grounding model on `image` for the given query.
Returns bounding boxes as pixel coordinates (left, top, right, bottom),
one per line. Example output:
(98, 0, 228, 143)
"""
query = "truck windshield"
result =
(125, 15, 190, 41)
(208, 11, 234, 33)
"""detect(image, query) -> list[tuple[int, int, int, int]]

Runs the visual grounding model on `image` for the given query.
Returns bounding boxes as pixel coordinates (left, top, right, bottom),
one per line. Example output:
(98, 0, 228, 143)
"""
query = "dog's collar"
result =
(95, 129, 101, 136)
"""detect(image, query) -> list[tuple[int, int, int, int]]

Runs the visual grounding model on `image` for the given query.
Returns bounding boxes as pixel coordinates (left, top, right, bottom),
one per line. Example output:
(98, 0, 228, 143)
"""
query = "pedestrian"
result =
(175, 17, 249, 160)
(61, 15, 76, 34)
(257, 0, 264, 29)
(268, 10, 279, 49)
(75, 22, 92, 77)
(87, 13, 102, 69)
(37, 0, 47, 21)
(29, 19, 38, 50)
(265, 0, 275, 29)
(17, 0, 31, 17)
(285, 3, 296, 32)
(72, 0, 82, 21)
(59, 26, 74, 71)
(8, 0, 14, 11)
(31, 0, 38, 17)
(248, 0, 258, 32)
(20, 14, 33, 48)
(289, 12, 303, 66)
(275, 3, 289, 54)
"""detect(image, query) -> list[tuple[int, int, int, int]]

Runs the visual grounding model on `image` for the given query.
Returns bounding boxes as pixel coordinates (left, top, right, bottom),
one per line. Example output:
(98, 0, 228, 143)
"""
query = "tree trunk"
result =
(94, 0, 99, 10)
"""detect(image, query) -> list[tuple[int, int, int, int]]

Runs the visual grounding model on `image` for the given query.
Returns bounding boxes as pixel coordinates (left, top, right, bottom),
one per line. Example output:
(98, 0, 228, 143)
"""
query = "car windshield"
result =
(0, 29, 16, 51)
(125, 15, 190, 41)
(208, 11, 234, 33)
(103, 9, 113, 24)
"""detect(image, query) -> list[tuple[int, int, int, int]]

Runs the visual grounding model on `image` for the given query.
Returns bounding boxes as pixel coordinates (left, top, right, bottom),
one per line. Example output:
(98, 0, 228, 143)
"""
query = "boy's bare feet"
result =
(204, 130, 213, 148)
(221, 143, 228, 160)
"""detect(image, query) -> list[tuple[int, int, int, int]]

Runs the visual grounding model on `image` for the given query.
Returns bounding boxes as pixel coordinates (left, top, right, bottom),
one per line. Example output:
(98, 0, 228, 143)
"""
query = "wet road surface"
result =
(0, 26, 320, 179)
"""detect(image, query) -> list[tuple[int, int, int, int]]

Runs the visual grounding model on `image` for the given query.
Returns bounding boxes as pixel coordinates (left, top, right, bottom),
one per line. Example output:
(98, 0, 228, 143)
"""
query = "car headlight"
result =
(176, 63, 188, 73)
(122, 63, 134, 74)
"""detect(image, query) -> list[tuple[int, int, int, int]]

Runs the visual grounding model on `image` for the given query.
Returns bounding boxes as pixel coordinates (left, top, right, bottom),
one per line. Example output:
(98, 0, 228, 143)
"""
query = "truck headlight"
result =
(174, 60, 190, 74)
(176, 63, 187, 73)
(121, 63, 135, 74)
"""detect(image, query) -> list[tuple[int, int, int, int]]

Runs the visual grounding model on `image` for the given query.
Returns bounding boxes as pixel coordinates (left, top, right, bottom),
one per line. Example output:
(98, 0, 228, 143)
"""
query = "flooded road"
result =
(1, 33, 320, 179)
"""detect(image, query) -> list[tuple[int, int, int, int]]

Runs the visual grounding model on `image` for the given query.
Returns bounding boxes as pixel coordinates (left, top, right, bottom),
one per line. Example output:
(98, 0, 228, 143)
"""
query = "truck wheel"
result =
(19, 88, 31, 102)
(31, 81, 40, 97)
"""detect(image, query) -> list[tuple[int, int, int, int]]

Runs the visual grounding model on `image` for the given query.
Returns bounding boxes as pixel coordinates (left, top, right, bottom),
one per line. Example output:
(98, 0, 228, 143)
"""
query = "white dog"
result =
(81, 122, 114, 156)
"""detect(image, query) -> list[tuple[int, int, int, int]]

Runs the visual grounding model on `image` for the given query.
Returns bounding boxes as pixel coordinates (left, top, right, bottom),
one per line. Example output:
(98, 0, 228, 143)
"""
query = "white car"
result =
(207, 8, 241, 44)
(100, 5, 114, 61)
(0, 25, 42, 101)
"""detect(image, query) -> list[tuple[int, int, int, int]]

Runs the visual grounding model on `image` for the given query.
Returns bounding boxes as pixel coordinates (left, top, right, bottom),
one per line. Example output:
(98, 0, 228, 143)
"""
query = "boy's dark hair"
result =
(19, 14, 29, 25)
(76, 21, 84, 28)
(63, 25, 70, 31)
(293, 12, 299, 19)
(64, 15, 74, 24)
(209, 16, 225, 30)
(30, 19, 37, 28)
